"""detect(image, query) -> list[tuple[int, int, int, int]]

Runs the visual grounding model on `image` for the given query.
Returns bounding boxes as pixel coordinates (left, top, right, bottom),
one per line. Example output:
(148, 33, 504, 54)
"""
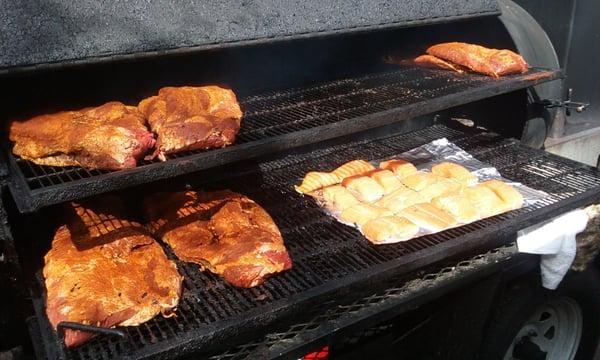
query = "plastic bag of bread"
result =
(401, 172, 444, 191)
(480, 180, 524, 210)
(317, 185, 360, 214)
(398, 203, 458, 232)
(375, 187, 426, 214)
(295, 160, 375, 194)
(332, 159, 375, 179)
(295, 171, 339, 194)
(379, 159, 417, 178)
(341, 175, 384, 202)
(296, 136, 543, 246)
(431, 194, 480, 223)
(340, 203, 393, 227)
(431, 162, 478, 186)
(368, 169, 404, 194)
(362, 216, 419, 244)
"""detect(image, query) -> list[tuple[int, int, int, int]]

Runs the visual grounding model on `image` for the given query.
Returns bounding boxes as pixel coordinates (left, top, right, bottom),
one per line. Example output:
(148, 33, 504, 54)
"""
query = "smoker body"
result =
(0, 1, 599, 359)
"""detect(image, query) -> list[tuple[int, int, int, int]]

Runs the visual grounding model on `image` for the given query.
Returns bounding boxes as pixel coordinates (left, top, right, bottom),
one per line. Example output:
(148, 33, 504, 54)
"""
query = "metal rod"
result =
(57, 321, 127, 339)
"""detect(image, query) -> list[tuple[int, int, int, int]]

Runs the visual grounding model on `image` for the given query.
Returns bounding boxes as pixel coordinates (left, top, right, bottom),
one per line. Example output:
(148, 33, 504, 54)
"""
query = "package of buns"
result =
(294, 138, 542, 245)
(297, 159, 526, 244)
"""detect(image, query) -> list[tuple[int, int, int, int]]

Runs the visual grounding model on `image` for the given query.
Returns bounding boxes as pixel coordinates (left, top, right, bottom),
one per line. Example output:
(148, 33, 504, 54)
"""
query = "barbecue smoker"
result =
(1, 0, 600, 359)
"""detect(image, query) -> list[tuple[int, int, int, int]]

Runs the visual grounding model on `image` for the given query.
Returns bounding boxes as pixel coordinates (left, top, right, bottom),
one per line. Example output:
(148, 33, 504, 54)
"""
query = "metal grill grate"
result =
(205, 244, 523, 360)
(30, 124, 600, 360)
(6, 66, 559, 212)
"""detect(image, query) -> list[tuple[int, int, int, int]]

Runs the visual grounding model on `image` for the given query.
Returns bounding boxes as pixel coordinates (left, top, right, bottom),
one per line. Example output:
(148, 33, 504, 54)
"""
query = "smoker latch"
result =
(538, 89, 589, 116)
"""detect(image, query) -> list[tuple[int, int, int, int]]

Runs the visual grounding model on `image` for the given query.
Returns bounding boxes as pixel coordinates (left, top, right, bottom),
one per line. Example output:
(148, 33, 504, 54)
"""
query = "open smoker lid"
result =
(1, 0, 499, 71)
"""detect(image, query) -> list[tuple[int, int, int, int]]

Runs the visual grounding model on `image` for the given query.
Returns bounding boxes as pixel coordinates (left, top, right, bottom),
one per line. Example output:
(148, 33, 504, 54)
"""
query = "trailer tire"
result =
(478, 266, 600, 360)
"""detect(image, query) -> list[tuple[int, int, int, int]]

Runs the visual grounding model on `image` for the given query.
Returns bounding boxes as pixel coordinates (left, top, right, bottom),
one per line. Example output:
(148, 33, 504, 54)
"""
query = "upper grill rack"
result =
(5, 66, 559, 212)
(30, 124, 600, 360)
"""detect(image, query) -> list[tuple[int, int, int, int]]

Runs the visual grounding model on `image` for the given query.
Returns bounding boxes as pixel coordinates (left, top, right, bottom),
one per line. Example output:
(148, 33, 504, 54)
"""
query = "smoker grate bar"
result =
(5, 66, 560, 212)
(240, 68, 441, 117)
(29, 124, 600, 360)
(208, 244, 523, 360)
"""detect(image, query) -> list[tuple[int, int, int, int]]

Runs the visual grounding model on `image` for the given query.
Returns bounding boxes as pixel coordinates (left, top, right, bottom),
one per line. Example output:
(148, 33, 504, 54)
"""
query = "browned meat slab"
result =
(414, 54, 465, 73)
(44, 197, 182, 347)
(426, 42, 529, 77)
(144, 190, 292, 288)
(138, 86, 243, 160)
(10, 102, 155, 170)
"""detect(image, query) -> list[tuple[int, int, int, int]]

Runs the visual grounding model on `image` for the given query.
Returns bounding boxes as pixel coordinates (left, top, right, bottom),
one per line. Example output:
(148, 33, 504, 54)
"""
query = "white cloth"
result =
(516, 209, 588, 289)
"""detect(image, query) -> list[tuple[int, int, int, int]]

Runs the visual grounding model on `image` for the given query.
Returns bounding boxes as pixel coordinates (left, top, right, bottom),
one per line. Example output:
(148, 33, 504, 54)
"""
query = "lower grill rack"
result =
(30, 124, 600, 360)
(204, 243, 533, 360)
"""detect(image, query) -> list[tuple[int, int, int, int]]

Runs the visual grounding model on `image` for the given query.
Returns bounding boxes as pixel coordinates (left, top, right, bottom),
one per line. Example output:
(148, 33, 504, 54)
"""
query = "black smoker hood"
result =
(1, 0, 499, 72)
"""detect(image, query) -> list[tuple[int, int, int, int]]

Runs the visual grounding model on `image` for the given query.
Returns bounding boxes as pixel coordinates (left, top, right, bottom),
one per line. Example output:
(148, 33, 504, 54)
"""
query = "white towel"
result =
(516, 209, 588, 289)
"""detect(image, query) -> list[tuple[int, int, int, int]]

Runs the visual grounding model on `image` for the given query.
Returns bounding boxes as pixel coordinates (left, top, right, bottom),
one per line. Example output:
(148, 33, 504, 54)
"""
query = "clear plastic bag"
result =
(308, 138, 547, 244)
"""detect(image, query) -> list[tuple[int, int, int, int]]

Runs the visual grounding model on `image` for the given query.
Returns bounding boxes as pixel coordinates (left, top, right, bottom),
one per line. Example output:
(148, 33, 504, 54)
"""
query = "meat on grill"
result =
(10, 102, 155, 170)
(425, 42, 529, 77)
(44, 197, 182, 347)
(144, 190, 292, 288)
(414, 54, 465, 73)
(138, 86, 243, 161)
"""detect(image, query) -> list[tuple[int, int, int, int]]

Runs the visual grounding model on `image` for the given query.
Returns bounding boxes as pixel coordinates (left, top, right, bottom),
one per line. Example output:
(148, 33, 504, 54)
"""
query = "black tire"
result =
(478, 266, 600, 360)
(560, 266, 600, 360)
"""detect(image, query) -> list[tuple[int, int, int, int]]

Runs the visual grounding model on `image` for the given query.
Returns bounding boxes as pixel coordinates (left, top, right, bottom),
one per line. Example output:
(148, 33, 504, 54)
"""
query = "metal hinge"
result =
(539, 88, 589, 116)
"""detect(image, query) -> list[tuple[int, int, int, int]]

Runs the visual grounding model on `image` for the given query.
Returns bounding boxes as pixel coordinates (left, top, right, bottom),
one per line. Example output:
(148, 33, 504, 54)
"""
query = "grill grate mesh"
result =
(6, 66, 559, 212)
(206, 244, 519, 360)
(30, 124, 600, 360)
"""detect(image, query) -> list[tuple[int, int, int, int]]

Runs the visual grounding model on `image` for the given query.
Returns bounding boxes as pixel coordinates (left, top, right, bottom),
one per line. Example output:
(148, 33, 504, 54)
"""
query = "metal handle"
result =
(538, 88, 589, 116)
(57, 321, 127, 339)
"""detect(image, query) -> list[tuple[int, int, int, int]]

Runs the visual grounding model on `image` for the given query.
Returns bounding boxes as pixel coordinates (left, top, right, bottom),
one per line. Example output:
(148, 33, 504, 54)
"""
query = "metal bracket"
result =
(57, 321, 127, 343)
(538, 88, 589, 116)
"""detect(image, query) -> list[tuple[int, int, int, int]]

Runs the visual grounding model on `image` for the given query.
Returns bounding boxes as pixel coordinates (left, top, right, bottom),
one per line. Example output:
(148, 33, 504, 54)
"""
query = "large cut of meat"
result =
(426, 42, 529, 77)
(414, 54, 465, 73)
(43, 197, 182, 347)
(10, 102, 155, 170)
(385, 54, 465, 73)
(144, 190, 292, 288)
(137, 86, 243, 160)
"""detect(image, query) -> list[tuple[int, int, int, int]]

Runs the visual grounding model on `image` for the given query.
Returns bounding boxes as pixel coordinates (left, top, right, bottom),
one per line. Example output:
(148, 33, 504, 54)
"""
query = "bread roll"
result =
(321, 185, 360, 213)
(342, 175, 384, 202)
(431, 194, 480, 223)
(369, 169, 404, 194)
(375, 187, 426, 213)
(418, 179, 463, 201)
(332, 160, 375, 180)
(463, 186, 505, 218)
(340, 204, 392, 227)
(321, 185, 344, 203)
(480, 180, 523, 210)
(401, 172, 443, 191)
(398, 203, 457, 231)
(362, 216, 419, 244)
(431, 162, 478, 186)
(295, 171, 339, 193)
(379, 159, 417, 179)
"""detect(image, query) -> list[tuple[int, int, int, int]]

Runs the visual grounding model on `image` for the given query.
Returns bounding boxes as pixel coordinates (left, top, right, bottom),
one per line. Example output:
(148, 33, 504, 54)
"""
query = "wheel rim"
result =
(503, 297, 583, 360)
